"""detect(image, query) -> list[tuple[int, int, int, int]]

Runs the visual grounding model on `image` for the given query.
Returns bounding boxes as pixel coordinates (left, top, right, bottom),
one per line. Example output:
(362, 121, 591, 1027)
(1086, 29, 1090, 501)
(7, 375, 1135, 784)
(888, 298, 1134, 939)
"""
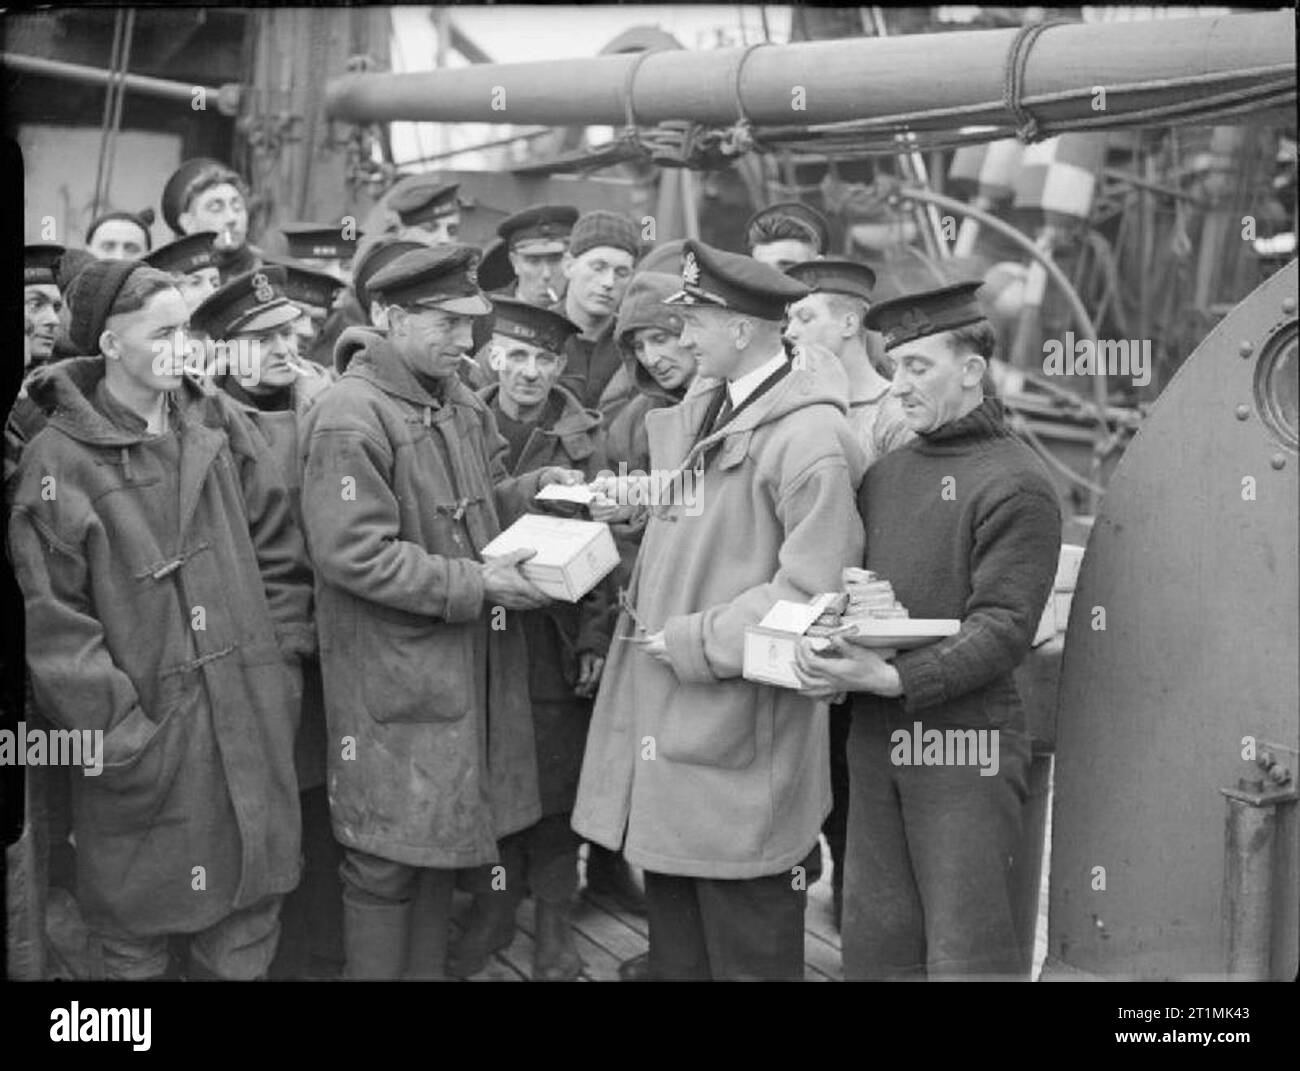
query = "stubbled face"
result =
(751, 238, 818, 272)
(180, 182, 248, 251)
(676, 307, 747, 381)
(489, 335, 564, 411)
(509, 249, 566, 305)
(630, 325, 695, 392)
(889, 330, 983, 433)
(24, 284, 62, 361)
(175, 266, 221, 312)
(403, 212, 461, 247)
(390, 305, 475, 380)
(564, 246, 634, 321)
(89, 219, 149, 260)
(237, 322, 299, 389)
(785, 292, 848, 355)
(103, 287, 189, 394)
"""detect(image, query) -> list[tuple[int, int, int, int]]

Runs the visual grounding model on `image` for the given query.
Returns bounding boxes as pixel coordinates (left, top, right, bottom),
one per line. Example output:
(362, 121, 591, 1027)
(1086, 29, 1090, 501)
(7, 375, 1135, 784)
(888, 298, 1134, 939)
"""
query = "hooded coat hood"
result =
(611, 271, 694, 405)
(26, 354, 223, 450)
(333, 324, 385, 376)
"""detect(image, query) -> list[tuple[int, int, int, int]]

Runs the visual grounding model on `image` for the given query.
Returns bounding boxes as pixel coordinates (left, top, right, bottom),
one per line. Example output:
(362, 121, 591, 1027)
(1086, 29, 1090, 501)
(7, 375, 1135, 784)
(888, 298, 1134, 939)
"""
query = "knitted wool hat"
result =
(65, 259, 149, 353)
(55, 248, 98, 293)
(568, 211, 640, 261)
(86, 207, 156, 250)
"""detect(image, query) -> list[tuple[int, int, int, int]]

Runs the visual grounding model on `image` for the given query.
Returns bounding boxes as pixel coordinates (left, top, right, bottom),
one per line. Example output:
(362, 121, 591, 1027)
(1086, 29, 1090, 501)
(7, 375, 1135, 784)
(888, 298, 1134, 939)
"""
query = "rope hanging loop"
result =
(1003, 18, 1076, 144)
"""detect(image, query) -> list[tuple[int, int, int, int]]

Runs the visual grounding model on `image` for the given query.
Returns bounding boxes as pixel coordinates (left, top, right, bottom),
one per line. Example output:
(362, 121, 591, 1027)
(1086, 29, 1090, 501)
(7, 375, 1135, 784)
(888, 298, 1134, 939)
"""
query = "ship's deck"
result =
(455, 817, 1052, 981)
(452, 840, 844, 982)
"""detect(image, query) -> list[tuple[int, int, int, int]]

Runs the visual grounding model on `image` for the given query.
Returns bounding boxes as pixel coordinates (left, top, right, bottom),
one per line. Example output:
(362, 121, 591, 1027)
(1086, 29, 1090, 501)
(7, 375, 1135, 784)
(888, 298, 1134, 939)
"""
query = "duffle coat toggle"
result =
(139, 540, 212, 581)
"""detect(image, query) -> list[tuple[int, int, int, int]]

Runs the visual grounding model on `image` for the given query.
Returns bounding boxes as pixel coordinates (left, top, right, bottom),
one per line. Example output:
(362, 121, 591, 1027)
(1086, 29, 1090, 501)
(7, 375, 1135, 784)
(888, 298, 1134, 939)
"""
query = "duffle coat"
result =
(6, 356, 313, 936)
(299, 329, 547, 868)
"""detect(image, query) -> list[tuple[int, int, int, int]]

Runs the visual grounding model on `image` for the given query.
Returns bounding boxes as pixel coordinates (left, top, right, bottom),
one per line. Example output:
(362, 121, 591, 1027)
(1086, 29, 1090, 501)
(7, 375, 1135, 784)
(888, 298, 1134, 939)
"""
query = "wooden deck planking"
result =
(515, 899, 627, 982)
(453, 838, 847, 980)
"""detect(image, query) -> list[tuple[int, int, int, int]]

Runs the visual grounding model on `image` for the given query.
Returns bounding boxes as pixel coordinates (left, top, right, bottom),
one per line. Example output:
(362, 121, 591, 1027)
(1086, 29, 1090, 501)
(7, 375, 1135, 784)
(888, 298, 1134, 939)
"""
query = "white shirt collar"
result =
(727, 349, 788, 408)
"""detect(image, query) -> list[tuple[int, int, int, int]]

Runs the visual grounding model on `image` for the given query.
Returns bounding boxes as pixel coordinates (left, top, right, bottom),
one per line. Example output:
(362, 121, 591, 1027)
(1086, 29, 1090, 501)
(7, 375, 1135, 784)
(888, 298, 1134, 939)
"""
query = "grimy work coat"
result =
(300, 328, 547, 869)
(478, 382, 615, 815)
(7, 356, 313, 937)
(572, 346, 867, 880)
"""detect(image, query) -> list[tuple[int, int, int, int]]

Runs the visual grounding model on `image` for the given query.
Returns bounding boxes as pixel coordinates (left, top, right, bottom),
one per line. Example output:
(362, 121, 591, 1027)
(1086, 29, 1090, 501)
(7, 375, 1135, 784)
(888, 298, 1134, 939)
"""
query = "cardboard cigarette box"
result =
(480, 514, 619, 602)
(744, 626, 808, 689)
(742, 596, 841, 690)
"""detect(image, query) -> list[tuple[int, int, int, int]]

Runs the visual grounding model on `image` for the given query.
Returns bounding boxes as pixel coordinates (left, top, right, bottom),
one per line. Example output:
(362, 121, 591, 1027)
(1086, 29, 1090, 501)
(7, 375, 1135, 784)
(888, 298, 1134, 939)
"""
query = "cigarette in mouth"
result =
(283, 354, 312, 375)
(545, 286, 559, 303)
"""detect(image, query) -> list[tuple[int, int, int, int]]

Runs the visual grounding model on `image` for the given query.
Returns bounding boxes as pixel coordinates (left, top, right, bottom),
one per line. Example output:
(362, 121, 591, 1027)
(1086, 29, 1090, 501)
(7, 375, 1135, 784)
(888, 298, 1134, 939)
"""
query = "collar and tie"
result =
(710, 392, 735, 435)
(693, 354, 792, 452)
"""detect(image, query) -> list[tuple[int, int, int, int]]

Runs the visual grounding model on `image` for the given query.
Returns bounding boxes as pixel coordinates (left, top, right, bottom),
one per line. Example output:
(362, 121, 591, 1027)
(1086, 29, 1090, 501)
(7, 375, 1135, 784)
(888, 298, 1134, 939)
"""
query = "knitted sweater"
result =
(853, 396, 1061, 727)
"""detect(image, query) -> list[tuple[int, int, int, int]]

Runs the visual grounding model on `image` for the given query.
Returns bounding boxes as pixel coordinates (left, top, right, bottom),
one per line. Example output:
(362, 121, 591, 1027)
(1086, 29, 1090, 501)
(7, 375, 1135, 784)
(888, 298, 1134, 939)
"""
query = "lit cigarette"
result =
(545, 286, 559, 303)
(284, 354, 313, 375)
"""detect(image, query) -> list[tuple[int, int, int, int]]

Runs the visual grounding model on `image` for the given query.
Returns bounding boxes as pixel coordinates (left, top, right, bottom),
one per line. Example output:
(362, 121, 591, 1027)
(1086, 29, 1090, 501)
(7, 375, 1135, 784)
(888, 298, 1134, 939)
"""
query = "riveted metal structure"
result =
(1047, 260, 1299, 979)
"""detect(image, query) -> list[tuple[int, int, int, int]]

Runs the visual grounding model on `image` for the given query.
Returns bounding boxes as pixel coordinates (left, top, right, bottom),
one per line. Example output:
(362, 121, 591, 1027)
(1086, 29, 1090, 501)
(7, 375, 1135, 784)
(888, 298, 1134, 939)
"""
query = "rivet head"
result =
(1270, 454, 1286, 470)
(1283, 297, 1296, 315)
(1235, 404, 1250, 420)
(1239, 341, 1254, 358)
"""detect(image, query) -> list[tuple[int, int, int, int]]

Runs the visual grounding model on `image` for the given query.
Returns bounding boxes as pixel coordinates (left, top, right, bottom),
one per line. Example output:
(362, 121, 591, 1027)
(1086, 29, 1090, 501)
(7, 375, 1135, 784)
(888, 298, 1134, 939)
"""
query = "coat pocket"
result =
(360, 606, 474, 724)
(84, 677, 190, 833)
(656, 679, 758, 770)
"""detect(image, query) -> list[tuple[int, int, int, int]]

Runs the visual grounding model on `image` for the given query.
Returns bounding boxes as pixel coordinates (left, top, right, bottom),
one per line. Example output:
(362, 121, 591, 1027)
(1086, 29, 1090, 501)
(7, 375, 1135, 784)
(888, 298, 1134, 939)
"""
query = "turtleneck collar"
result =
(915, 395, 1009, 450)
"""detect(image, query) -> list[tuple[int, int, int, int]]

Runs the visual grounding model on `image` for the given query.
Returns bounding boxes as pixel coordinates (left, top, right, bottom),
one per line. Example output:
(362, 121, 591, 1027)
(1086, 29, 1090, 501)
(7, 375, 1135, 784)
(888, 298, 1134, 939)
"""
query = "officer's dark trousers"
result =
(842, 705, 1030, 980)
(821, 699, 852, 898)
(642, 847, 816, 981)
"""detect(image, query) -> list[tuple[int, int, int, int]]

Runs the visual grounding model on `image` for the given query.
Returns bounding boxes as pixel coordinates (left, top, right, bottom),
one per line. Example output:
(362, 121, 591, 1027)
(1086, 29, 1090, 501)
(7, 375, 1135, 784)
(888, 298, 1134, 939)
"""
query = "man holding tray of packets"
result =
(793, 281, 1061, 980)
(574, 240, 865, 981)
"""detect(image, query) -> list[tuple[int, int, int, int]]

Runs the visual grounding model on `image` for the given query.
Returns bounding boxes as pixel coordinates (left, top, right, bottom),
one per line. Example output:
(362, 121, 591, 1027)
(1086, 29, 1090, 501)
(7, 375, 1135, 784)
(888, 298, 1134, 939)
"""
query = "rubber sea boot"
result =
(342, 889, 411, 980)
(532, 899, 582, 981)
(445, 885, 520, 978)
(404, 869, 456, 980)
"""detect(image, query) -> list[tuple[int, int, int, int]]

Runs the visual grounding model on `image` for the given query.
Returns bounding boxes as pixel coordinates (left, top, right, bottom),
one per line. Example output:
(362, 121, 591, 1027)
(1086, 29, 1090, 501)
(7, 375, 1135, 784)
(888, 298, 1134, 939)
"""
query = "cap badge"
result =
(682, 251, 701, 286)
(251, 272, 275, 304)
(897, 306, 932, 339)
